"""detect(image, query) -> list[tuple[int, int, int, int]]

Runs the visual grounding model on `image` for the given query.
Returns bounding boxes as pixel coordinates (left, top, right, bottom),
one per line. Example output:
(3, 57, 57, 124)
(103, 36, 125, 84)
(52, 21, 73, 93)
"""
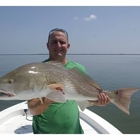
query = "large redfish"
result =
(0, 61, 139, 115)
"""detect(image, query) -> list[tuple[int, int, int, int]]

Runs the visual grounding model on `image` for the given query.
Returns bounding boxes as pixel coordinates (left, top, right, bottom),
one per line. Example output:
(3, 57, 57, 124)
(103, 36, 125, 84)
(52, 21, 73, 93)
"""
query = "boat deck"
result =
(0, 101, 122, 134)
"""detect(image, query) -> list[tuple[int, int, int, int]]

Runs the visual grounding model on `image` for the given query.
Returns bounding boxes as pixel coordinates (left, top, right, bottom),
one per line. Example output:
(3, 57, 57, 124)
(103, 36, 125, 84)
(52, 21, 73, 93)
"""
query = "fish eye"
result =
(9, 79, 14, 84)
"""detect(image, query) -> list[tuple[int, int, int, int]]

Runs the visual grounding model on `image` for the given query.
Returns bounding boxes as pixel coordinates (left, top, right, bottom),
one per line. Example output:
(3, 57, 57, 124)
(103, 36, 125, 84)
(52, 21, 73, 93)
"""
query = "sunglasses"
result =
(48, 28, 68, 42)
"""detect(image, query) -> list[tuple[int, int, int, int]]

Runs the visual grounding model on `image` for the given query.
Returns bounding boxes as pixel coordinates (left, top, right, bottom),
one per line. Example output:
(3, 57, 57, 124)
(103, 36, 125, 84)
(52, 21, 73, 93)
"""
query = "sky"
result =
(0, 3, 140, 54)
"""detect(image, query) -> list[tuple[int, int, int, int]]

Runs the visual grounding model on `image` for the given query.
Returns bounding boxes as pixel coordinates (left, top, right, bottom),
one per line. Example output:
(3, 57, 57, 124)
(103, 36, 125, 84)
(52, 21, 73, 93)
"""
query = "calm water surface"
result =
(0, 54, 140, 134)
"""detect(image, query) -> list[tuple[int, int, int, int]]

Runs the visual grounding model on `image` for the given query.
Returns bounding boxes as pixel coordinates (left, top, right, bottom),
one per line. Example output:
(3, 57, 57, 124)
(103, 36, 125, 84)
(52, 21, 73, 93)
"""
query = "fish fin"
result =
(77, 100, 89, 111)
(46, 91, 66, 103)
(69, 67, 102, 91)
(47, 84, 64, 89)
(112, 87, 139, 115)
(39, 98, 43, 104)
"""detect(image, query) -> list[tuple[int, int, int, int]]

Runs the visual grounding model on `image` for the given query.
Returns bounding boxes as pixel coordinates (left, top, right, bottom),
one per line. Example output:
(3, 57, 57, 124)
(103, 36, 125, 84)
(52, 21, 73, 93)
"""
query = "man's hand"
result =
(88, 93, 111, 107)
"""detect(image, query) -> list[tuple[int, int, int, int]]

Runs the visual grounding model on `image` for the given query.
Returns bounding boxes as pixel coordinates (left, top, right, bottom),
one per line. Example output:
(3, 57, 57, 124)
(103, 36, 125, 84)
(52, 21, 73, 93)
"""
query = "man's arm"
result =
(27, 97, 54, 115)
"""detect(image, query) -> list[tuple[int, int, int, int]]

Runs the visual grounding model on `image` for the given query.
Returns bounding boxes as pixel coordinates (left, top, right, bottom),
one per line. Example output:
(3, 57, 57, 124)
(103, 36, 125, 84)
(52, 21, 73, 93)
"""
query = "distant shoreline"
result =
(0, 54, 140, 55)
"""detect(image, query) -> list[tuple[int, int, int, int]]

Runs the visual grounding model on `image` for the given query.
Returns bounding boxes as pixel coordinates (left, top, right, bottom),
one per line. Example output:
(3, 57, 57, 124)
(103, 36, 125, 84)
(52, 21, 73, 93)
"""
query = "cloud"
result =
(73, 17, 78, 20)
(83, 14, 97, 21)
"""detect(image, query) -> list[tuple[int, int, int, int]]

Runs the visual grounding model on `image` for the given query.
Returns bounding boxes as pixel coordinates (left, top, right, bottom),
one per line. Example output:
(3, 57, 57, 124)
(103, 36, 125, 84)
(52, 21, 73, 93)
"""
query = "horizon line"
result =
(0, 53, 140, 55)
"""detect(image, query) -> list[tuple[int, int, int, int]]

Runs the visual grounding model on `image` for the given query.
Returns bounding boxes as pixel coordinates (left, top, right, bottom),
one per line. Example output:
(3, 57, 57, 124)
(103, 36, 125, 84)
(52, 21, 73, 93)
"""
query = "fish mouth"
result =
(0, 90, 15, 98)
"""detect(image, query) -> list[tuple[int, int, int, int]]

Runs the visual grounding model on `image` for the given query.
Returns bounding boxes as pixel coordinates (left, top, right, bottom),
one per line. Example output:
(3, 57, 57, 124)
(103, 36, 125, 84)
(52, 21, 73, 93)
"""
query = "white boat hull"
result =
(0, 101, 122, 134)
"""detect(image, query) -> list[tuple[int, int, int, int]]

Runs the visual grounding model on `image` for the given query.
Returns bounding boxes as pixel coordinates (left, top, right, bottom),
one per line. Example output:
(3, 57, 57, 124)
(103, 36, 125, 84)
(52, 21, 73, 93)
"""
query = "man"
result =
(28, 28, 110, 134)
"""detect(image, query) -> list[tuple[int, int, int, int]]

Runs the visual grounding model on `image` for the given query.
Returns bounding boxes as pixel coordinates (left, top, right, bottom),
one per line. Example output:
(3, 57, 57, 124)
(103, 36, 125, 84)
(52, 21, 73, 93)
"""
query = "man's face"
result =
(47, 31, 70, 61)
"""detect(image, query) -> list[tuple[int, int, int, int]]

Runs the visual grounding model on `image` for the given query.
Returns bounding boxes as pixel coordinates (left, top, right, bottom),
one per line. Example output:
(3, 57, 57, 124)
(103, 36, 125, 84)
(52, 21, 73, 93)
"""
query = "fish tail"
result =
(112, 87, 139, 115)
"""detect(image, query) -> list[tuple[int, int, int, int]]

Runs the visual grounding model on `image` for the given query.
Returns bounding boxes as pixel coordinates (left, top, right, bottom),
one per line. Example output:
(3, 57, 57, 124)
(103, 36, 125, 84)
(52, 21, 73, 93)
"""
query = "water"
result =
(0, 54, 140, 134)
